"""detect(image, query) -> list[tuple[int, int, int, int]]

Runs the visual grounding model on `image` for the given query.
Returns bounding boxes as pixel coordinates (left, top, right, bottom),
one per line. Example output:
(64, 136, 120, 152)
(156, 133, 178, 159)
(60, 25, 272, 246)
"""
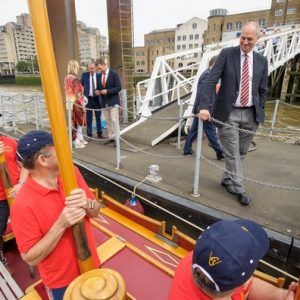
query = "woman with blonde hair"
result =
(64, 59, 87, 148)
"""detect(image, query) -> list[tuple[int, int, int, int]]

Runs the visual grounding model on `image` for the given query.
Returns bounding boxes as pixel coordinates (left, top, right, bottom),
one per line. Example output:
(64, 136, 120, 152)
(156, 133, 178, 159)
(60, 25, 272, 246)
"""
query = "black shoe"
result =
(221, 181, 236, 195)
(87, 134, 93, 137)
(216, 152, 224, 160)
(183, 150, 194, 156)
(237, 193, 251, 206)
(97, 135, 105, 140)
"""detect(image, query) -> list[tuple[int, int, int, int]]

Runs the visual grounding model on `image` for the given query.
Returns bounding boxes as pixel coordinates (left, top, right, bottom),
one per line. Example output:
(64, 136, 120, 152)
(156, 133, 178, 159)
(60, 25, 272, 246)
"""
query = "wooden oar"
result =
(295, 278, 300, 300)
(26, 0, 93, 273)
(0, 153, 14, 207)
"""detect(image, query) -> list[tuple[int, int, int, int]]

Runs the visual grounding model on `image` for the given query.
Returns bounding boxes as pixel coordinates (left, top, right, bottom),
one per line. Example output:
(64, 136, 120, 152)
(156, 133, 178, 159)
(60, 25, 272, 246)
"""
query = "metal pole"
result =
(192, 118, 203, 197)
(11, 96, 17, 134)
(114, 104, 121, 169)
(177, 99, 183, 149)
(23, 95, 28, 123)
(34, 94, 39, 129)
(67, 100, 73, 151)
(121, 89, 128, 124)
(269, 99, 280, 140)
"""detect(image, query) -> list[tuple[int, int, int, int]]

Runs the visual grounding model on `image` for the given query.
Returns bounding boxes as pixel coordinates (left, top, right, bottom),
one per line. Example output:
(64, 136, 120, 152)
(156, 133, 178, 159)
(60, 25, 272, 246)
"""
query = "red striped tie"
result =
(240, 54, 249, 106)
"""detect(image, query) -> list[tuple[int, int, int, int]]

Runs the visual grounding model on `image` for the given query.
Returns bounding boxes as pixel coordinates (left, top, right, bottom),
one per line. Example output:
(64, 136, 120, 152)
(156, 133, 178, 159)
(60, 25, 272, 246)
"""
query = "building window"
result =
(259, 18, 266, 27)
(182, 45, 186, 49)
(194, 53, 198, 58)
(236, 21, 242, 30)
(136, 61, 140, 66)
(141, 51, 145, 56)
(189, 44, 193, 49)
(287, 8, 296, 14)
(177, 45, 181, 50)
(226, 22, 233, 31)
(178, 62, 183, 68)
(192, 23, 197, 29)
(177, 36, 181, 41)
(275, 9, 284, 16)
(141, 61, 145, 65)
(194, 43, 198, 48)
(189, 34, 193, 40)
(183, 35, 186, 41)
(195, 34, 199, 39)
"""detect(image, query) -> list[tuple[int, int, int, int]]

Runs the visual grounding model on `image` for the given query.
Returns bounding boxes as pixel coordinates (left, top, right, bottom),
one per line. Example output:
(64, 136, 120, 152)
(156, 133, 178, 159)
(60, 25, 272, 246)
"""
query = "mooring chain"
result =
(120, 136, 299, 191)
(200, 155, 300, 191)
(120, 137, 188, 159)
(210, 117, 300, 144)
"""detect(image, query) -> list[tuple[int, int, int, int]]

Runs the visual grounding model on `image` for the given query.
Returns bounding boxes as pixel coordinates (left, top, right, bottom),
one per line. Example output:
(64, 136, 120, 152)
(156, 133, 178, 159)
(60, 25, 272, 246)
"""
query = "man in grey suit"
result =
(199, 21, 268, 206)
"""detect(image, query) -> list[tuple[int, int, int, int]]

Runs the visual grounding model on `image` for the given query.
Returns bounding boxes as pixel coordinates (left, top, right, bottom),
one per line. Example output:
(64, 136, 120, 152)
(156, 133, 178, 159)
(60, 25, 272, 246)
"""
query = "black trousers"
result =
(0, 200, 9, 239)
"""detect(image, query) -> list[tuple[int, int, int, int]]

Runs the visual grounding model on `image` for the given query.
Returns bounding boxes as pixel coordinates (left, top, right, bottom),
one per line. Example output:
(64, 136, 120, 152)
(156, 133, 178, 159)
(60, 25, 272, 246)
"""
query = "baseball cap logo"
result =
(209, 251, 222, 266)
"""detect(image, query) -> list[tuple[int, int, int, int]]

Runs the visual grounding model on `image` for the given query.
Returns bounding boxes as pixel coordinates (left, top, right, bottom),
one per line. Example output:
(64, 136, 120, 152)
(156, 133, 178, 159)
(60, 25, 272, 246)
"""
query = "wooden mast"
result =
(26, 0, 94, 273)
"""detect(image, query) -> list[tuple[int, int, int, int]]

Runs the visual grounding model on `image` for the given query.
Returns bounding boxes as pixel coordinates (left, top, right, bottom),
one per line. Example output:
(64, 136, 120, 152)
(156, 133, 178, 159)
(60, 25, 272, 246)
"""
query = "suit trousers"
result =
(218, 107, 258, 194)
(103, 106, 117, 139)
(86, 97, 102, 137)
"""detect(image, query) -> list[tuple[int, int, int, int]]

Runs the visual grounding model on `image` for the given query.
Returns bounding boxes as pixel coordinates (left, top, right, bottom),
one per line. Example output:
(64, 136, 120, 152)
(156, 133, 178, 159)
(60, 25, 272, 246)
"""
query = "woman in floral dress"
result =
(64, 60, 87, 148)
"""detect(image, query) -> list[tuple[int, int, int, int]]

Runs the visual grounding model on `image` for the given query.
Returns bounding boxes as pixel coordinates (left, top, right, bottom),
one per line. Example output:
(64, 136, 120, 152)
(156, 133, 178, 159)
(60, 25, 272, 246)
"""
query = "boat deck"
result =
(4, 123, 300, 260)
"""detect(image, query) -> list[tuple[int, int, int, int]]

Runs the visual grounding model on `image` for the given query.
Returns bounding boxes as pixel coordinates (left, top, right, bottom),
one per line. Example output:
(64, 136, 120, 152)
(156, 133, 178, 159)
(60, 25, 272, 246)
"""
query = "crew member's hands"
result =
(9, 183, 23, 198)
(0, 141, 5, 155)
(57, 206, 86, 229)
(65, 188, 88, 210)
(100, 89, 108, 95)
(199, 109, 210, 121)
(95, 90, 100, 96)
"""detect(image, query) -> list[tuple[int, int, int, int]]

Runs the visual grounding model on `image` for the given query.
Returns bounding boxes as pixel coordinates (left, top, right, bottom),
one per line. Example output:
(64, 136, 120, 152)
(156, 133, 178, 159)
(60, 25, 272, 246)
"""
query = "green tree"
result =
(16, 61, 30, 73)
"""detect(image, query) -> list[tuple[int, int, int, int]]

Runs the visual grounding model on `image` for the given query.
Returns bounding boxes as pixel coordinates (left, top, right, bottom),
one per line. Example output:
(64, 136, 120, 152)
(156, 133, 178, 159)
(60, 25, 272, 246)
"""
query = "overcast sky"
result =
(0, 0, 271, 46)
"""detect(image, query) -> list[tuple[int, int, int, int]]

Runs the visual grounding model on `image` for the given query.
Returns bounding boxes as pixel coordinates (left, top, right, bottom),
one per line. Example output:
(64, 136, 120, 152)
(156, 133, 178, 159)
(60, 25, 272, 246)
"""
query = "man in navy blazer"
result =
(95, 58, 122, 141)
(80, 61, 103, 139)
(199, 21, 268, 206)
(183, 56, 223, 160)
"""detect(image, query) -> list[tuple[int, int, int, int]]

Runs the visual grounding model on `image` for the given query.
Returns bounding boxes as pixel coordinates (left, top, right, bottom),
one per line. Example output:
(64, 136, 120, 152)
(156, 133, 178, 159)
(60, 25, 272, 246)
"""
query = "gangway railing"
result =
(133, 26, 300, 132)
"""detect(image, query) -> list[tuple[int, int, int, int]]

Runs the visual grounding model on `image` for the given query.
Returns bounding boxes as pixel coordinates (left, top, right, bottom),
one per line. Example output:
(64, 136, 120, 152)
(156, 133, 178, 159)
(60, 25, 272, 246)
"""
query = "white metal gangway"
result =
(121, 26, 300, 141)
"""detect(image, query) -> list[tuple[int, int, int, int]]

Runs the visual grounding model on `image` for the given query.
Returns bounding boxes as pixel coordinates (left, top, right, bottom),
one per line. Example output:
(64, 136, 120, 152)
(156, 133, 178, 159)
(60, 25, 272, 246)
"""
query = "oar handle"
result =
(295, 281, 300, 300)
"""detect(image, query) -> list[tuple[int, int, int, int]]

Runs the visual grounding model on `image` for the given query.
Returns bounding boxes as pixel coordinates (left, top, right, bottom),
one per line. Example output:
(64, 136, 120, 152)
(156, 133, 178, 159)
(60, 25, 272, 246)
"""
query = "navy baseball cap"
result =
(17, 130, 54, 162)
(192, 219, 269, 292)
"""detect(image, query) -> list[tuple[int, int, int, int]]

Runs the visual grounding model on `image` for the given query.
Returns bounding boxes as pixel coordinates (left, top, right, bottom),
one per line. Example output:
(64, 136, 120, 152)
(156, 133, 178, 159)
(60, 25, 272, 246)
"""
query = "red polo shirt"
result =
(168, 252, 250, 300)
(0, 136, 20, 200)
(11, 167, 100, 288)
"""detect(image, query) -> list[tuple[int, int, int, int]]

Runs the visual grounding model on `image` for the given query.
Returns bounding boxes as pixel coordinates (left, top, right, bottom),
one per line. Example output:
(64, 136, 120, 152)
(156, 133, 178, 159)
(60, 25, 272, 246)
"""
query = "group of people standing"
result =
(0, 19, 295, 300)
(64, 58, 122, 149)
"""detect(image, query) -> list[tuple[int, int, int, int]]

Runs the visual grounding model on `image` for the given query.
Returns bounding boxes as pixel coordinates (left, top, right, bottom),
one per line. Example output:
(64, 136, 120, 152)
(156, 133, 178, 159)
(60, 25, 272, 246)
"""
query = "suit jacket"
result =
(80, 72, 101, 99)
(193, 68, 215, 114)
(201, 46, 268, 124)
(99, 69, 122, 107)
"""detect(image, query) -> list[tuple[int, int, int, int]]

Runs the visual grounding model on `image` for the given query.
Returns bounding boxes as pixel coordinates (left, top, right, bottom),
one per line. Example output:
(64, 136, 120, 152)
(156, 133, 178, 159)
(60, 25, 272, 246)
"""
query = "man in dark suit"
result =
(183, 56, 223, 160)
(95, 58, 122, 141)
(199, 21, 268, 206)
(80, 61, 103, 139)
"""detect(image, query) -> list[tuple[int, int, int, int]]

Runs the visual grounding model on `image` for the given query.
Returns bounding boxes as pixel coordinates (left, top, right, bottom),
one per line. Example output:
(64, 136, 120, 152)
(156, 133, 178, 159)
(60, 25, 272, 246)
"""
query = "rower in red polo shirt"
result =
(10, 130, 100, 300)
(168, 220, 297, 300)
(0, 134, 28, 268)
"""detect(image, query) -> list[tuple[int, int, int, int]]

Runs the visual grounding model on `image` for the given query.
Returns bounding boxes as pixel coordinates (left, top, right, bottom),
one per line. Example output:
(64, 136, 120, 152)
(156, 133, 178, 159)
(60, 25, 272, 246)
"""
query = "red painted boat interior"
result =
(3, 210, 179, 299)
